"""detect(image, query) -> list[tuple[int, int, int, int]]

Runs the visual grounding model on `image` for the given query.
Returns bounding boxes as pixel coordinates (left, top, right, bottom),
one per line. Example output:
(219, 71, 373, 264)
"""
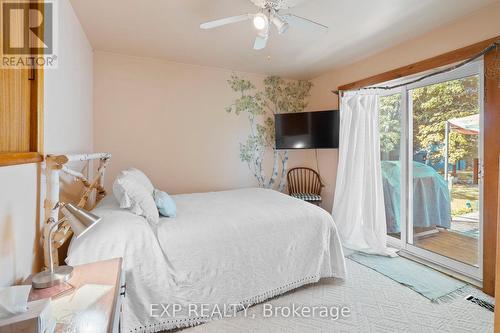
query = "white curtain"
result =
(333, 92, 396, 256)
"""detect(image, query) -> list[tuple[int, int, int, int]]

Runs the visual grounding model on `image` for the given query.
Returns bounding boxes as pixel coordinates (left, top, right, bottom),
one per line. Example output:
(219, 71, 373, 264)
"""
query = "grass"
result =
(451, 183, 479, 217)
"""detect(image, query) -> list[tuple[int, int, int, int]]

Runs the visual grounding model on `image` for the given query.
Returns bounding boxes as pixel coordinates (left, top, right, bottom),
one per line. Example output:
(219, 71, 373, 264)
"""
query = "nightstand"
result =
(26, 258, 125, 333)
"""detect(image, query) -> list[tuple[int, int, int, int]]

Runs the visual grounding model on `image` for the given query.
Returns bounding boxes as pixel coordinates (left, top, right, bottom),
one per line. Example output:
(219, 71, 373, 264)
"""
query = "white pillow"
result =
(120, 168, 155, 194)
(112, 170, 159, 225)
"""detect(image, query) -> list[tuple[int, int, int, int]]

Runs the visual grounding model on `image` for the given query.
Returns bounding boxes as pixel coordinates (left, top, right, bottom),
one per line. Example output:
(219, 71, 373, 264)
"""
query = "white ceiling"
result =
(69, 0, 498, 79)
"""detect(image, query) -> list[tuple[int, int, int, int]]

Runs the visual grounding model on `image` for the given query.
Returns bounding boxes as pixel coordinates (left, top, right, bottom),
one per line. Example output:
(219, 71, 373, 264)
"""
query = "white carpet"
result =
(182, 259, 494, 332)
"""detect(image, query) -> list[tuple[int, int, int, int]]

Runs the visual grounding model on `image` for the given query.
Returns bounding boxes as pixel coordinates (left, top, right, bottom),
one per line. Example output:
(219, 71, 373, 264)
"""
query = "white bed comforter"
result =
(67, 188, 346, 332)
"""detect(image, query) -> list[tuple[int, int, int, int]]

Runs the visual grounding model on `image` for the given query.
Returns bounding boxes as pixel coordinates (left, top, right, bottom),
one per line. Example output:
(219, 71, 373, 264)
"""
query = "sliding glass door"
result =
(380, 60, 484, 282)
(409, 74, 481, 267)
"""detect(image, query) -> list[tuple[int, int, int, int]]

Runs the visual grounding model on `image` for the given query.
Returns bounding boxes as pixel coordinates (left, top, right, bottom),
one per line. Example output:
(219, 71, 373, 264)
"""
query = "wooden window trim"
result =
(0, 0, 44, 167)
(337, 36, 500, 296)
(338, 36, 500, 91)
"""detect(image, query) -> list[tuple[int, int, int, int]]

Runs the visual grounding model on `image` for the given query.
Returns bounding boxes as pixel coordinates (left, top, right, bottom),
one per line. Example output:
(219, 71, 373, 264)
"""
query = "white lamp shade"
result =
(61, 203, 102, 238)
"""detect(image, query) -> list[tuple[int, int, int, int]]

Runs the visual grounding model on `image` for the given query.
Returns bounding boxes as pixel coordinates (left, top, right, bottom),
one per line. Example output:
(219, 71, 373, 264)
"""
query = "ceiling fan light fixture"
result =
(253, 13, 268, 30)
(271, 14, 289, 34)
(199, 0, 329, 51)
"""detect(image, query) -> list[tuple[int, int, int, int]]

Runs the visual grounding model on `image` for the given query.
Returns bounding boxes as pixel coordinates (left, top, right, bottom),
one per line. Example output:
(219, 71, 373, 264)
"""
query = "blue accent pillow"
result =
(153, 189, 176, 218)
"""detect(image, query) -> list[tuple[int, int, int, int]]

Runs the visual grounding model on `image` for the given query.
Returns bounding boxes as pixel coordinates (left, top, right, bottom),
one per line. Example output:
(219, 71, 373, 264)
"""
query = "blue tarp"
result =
(381, 161, 451, 234)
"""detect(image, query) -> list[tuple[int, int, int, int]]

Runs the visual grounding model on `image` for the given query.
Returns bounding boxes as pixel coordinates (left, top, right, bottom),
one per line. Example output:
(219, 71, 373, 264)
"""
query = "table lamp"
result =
(32, 203, 101, 289)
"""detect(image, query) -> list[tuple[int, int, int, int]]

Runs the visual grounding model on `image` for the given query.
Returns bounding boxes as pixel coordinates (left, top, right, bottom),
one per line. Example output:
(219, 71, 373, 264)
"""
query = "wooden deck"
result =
(414, 230, 478, 267)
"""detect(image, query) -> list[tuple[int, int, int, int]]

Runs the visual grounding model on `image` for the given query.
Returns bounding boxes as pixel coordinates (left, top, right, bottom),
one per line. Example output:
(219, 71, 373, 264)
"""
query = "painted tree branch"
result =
(226, 75, 312, 191)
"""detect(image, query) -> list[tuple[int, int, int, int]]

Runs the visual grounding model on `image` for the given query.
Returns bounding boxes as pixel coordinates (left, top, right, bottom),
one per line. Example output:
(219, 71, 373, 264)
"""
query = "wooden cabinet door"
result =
(0, 68, 33, 152)
(0, 0, 42, 164)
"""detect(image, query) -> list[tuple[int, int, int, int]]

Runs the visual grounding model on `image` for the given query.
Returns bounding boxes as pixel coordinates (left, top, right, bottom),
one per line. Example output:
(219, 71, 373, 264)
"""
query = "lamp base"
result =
(32, 265, 74, 289)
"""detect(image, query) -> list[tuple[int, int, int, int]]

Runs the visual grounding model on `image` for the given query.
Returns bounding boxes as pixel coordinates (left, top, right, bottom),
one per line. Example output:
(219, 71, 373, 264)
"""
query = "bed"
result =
(381, 161, 451, 234)
(66, 187, 346, 332)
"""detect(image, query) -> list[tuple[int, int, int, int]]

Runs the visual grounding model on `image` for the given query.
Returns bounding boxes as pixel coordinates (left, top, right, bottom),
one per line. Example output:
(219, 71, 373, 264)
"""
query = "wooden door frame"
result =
(494, 156, 500, 331)
(338, 36, 500, 296)
(483, 45, 500, 296)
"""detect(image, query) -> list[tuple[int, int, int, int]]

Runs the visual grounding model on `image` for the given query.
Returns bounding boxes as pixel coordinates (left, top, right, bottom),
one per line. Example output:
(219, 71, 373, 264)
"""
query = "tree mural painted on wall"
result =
(226, 75, 313, 192)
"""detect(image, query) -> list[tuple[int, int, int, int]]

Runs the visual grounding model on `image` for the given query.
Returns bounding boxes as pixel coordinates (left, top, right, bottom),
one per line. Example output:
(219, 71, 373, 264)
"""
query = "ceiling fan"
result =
(199, 0, 328, 50)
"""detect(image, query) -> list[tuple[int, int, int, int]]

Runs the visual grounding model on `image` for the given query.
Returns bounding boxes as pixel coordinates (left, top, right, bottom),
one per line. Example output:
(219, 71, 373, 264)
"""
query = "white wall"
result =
(0, 0, 93, 286)
(0, 164, 40, 286)
(44, 0, 93, 154)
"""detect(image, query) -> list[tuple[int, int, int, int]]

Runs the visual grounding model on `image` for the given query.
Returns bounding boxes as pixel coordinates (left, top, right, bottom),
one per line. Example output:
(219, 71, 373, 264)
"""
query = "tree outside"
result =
(412, 76, 479, 168)
(379, 76, 480, 168)
(378, 75, 481, 218)
(379, 94, 401, 161)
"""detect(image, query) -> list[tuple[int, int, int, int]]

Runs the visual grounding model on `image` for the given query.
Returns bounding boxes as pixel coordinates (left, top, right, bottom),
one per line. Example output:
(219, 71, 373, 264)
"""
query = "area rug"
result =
(347, 252, 468, 302)
(182, 260, 493, 333)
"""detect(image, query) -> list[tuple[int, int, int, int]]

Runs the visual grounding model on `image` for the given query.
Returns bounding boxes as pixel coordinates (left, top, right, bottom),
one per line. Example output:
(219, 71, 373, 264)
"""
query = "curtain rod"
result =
(331, 41, 499, 96)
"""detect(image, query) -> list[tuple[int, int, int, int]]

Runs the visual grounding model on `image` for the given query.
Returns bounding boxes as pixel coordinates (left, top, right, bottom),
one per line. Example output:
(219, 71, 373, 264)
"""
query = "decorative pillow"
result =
(120, 167, 155, 195)
(153, 189, 176, 218)
(112, 170, 159, 225)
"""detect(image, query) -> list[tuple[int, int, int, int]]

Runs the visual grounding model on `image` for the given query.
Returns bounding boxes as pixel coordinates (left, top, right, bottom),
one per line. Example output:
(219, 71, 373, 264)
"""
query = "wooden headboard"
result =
(43, 153, 111, 268)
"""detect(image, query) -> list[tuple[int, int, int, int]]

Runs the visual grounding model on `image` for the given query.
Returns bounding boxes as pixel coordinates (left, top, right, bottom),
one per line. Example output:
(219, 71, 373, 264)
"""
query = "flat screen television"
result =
(275, 110, 339, 149)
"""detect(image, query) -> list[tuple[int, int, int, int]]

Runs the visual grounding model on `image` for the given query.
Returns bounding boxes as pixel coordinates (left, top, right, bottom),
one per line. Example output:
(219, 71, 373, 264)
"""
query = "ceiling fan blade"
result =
(253, 33, 268, 50)
(200, 14, 253, 29)
(284, 14, 328, 32)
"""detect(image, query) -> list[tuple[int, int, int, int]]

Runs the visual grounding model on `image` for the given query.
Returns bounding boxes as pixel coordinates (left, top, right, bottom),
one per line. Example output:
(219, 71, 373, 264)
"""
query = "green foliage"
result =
(378, 76, 479, 165)
(227, 74, 313, 152)
(412, 76, 479, 164)
(264, 76, 313, 114)
(226, 74, 313, 188)
(239, 137, 260, 163)
(228, 75, 255, 92)
(226, 75, 265, 116)
(379, 94, 401, 156)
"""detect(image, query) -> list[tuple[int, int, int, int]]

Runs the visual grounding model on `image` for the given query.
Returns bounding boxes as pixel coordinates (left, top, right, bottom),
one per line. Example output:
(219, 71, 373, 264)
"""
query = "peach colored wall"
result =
(0, 0, 93, 286)
(94, 52, 318, 197)
(308, 1, 500, 210)
(88, 1, 500, 219)
(289, 148, 338, 212)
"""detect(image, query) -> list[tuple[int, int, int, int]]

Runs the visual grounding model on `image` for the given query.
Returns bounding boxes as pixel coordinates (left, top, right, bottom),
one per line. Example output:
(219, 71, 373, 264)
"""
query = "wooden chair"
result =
(287, 167, 324, 205)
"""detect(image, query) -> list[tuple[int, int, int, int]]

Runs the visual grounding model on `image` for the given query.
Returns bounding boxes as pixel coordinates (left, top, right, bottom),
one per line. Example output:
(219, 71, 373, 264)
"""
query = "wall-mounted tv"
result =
(275, 110, 339, 150)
